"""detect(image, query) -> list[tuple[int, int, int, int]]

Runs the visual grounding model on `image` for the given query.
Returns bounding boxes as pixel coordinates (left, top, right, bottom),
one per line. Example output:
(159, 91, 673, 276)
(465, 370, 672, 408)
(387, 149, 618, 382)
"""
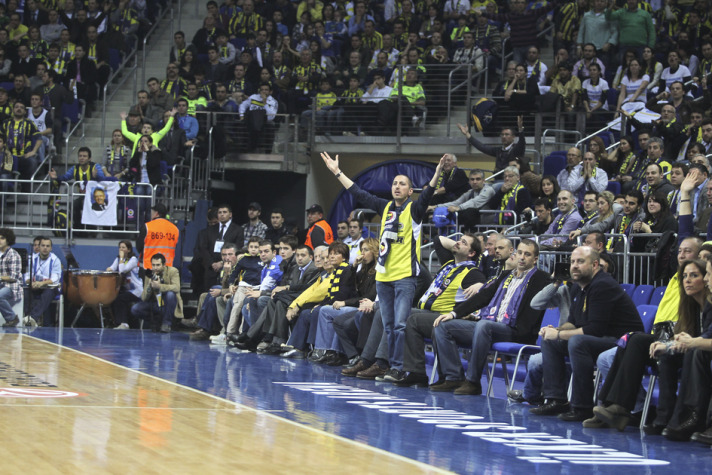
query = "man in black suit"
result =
(194, 204, 244, 295)
(24, 0, 50, 27)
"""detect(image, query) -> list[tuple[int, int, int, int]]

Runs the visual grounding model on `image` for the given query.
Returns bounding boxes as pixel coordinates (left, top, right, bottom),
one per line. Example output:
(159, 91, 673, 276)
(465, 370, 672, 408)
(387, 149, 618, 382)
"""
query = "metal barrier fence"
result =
(0, 180, 70, 242)
(304, 63, 487, 151)
(68, 181, 156, 240)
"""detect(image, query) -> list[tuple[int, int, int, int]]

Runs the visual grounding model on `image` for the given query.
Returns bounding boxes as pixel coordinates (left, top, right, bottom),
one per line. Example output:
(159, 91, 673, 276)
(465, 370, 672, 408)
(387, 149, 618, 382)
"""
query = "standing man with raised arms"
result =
(320, 151, 445, 380)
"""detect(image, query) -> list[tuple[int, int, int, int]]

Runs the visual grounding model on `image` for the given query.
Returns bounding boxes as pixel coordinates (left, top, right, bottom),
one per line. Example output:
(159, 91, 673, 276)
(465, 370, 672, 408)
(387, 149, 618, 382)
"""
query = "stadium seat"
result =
(487, 308, 561, 395)
(606, 181, 620, 195)
(543, 153, 567, 177)
(620, 283, 635, 297)
(649, 286, 667, 306)
(632, 285, 654, 307)
(636, 305, 658, 333)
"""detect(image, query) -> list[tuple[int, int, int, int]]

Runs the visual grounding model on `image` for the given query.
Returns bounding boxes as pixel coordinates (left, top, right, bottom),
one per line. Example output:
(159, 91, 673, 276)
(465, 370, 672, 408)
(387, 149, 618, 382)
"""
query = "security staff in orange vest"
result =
(137, 203, 179, 268)
(304, 204, 334, 249)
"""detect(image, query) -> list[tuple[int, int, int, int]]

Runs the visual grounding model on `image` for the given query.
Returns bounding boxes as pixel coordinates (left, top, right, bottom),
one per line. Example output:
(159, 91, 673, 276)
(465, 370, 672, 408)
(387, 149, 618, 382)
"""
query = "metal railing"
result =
(0, 180, 71, 243)
(100, 49, 139, 151)
(68, 181, 156, 240)
(538, 128, 583, 163)
(142, 6, 174, 87)
(500, 24, 555, 76)
(63, 100, 87, 169)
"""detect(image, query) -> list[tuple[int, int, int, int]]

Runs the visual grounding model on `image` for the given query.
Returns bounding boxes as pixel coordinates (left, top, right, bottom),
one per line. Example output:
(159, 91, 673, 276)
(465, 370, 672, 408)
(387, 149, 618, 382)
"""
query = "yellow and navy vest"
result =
(418, 260, 477, 313)
(377, 200, 421, 282)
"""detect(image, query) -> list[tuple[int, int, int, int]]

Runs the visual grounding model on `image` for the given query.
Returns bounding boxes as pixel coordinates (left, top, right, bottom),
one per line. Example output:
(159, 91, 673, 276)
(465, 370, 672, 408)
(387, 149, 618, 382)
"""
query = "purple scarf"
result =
(484, 267, 537, 326)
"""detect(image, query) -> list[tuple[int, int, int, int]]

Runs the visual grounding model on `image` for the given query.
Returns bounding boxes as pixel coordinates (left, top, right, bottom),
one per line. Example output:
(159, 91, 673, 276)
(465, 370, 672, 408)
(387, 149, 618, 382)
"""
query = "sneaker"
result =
(160, 324, 171, 333)
(22, 316, 37, 327)
(382, 368, 407, 382)
(210, 334, 228, 345)
(114, 323, 130, 330)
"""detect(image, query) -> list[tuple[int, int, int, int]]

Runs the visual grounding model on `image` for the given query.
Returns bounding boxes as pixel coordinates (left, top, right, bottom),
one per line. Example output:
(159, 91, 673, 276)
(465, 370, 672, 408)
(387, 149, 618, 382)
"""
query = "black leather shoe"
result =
(558, 407, 594, 422)
(643, 423, 665, 435)
(393, 372, 430, 387)
(308, 349, 327, 362)
(429, 379, 464, 392)
(529, 400, 570, 416)
(663, 411, 702, 441)
(691, 426, 712, 445)
(1, 317, 19, 327)
(342, 359, 370, 376)
(325, 353, 349, 366)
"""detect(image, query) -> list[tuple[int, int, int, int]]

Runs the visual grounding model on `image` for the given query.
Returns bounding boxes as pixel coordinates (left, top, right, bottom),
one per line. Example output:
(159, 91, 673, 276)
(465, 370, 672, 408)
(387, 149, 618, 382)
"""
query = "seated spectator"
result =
(287, 49, 324, 114)
(593, 255, 709, 435)
(162, 63, 188, 100)
(311, 238, 379, 366)
(120, 108, 176, 155)
(609, 190, 644, 251)
(509, 157, 542, 198)
(570, 190, 621, 240)
(174, 98, 198, 142)
(642, 46, 663, 92)
(457, 116, 525, 173)
(349, 70, 391, 135)
(538, 175, 561, 207)
(377, 68, 426, 135)
(334, 220, 348, 242)
(641, 162, 675, 199)
(524, 45, 548, 86)
(178, 50, 199, 83)
(40, 10, 65, 44)
(429, 153, 469, 205)
(430, 239, 549, 394)
(108, 240, 143, 330)
(326, 76, 363, 135)
(228, 64, 255, 106)
(23, 236, 61, 326)
(578, 191, 601, 226)
(369, 33, 399, 71)
(657, 50, 692, 94)
(66, 44, 96, 108)
(182, 82, 208, 116)
(608, 135, 637, 182)
(541, 190, 582, 247)
(130, 90, 163, 129)
(204, 47, 229, 84)
(2, 101, 41, 182)
(83, 25, 110, 88)
(11, 44, 37, 79)
(169, 30, 198, 64)
(549, 61, 581, 113)
(158, 109, 188, 166)
(471, 12, 501, 72)
(299, 77, 336, 136)
(623, 106, 687, 163)
(147, 77, 174, 113)
(615, 58, 650, 113)
(265, 208, 289, 244)
(573, 44, 606, 81)
(520, 197, 555, 235)
(104, 129, 131, 178)
(429, 169, 495, 231)
(131, 253, 182, 333)
(630, 191, 678, 252)
(558, 147, 582, 192)
(581, 63, 610, 129)
(26, 92, 52, 162)
(334, 50, 367, 89)
(0, 48, 11, 82)
(0, 227, 22, 327)
(530, 247, 643, 422)
(243, 202, 269, 244)
(647, 80, 693, 125)
(484, 165, 532, 225)
(9, 75, 31, 106)
(668, 162, 688, 216)
(567, 151, 609, 203)
(189, 243, 242, 341)
(501, 63, 539, 112)
(238, 82, 278, 152)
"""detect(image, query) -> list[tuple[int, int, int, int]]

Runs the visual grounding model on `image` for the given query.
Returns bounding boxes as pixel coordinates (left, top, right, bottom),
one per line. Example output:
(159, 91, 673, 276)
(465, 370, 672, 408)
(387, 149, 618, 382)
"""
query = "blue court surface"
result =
(18, 328, 712, 473)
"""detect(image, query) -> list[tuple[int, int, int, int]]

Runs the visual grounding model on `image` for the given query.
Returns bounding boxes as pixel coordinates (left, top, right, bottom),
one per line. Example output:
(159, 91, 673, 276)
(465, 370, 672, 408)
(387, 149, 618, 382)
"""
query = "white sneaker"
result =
(114, 323, 130, 330)
(23, 316, 37, 327)
(210, 333, 227, 345)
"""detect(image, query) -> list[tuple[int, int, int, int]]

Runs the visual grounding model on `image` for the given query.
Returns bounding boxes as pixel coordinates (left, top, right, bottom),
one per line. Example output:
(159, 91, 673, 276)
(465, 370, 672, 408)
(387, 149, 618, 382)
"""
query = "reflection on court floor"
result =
(0, 328, 702, 473)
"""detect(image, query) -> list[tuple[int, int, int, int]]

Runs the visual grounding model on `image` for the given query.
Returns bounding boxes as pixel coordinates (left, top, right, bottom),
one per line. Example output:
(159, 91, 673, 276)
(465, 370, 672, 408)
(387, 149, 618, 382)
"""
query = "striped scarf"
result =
(326, 262, 349, 301)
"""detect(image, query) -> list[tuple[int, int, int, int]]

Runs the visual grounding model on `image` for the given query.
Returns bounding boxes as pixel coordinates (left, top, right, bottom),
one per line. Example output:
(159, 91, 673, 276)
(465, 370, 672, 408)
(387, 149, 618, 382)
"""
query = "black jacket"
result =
(128, 149, 162, 185)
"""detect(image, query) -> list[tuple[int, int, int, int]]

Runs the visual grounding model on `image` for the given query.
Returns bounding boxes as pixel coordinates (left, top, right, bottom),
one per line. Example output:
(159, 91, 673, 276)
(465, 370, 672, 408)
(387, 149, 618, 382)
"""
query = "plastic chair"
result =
(543, 154, 567, 177)
(620, 283, 635, 297)
(632, 284, 654, 307)
(487, 308, 561, 395)
(606, 181, 621, 195)
(636, 304, 658, 333)
(649, 286, 667, 306)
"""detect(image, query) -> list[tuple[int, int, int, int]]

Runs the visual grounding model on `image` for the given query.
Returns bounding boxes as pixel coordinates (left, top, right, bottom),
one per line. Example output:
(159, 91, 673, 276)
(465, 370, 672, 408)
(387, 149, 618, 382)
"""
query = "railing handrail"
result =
(100, 49, 139, 151)
(142, 6, 174, 87)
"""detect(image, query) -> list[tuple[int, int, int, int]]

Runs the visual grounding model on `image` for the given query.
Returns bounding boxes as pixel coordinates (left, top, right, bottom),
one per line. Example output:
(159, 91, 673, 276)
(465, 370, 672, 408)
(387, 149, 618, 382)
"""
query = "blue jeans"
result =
(131, 291, 177, 326)
(376, 278, 416, 370)
(315, 305, 357, 351)
(541, 334, 617, 409)
(287, 307, 321, 351)
(523, 353, 544, 401)
(432, 318, 514, 382)
(0, 286, 18, 322)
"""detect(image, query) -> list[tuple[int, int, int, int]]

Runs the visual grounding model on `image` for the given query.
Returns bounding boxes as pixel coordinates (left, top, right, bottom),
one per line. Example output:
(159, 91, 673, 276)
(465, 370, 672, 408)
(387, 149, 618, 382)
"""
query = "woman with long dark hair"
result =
(107, 240, 143, 329)
(608, 135, 637, 182)
(631, 191, 678, 252)
(593, 258, 711, 433)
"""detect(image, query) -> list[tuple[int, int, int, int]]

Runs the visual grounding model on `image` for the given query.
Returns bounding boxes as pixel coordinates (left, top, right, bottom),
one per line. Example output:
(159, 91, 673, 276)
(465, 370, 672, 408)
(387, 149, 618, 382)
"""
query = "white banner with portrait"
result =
(81, 181, 120, 226)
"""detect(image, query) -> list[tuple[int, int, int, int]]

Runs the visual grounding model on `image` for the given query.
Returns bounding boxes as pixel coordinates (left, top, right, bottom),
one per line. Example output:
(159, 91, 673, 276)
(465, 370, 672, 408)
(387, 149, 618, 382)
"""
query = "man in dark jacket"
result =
(458, 115, 526, 172)
(430, 239, 550, 395)
(530, 246, 643, 421)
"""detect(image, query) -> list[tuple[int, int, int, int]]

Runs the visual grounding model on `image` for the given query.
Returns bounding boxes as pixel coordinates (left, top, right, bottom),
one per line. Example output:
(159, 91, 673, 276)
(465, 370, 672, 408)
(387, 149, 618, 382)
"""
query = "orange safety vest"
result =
(143, 218, 179, 268)
(304, 219, 334, 249)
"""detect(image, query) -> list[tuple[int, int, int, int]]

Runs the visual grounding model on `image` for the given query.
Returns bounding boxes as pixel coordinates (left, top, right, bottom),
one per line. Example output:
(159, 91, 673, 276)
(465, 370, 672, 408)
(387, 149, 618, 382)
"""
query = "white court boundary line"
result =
(20, 334, 451, 474)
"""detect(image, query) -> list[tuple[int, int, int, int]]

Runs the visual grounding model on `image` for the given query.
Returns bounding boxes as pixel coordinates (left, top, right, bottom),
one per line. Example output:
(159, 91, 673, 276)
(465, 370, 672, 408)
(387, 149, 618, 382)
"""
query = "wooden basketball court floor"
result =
(0, 327, 703, 473)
